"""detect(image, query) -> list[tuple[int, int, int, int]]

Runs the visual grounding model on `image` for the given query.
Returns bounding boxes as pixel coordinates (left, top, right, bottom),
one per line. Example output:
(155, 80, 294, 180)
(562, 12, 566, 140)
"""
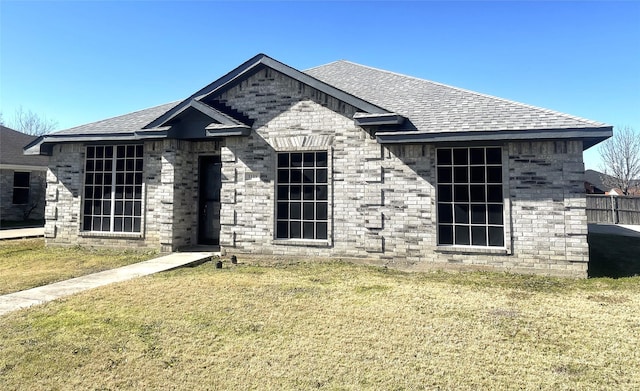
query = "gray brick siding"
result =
(44, 68, 589, 277)
(0, 168, 46, 221)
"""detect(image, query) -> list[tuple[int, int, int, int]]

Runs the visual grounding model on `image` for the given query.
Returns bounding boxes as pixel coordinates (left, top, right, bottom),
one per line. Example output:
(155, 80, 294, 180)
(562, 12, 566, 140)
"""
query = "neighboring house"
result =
(1, 126, 49, 222)
(584, 169, 607, 194)
(26, 54, 613, 277)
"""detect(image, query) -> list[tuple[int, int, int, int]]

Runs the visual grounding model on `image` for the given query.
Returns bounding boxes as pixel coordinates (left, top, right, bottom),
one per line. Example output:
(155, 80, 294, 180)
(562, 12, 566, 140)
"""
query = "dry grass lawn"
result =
(1, 259, 639, 390)
(0, 239, 156, 295)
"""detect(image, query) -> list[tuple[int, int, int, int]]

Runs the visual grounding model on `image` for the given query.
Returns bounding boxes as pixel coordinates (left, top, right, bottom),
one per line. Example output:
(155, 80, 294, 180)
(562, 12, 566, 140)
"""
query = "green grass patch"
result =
(1, 260, 639, 390)
(0, 239, 157, 294)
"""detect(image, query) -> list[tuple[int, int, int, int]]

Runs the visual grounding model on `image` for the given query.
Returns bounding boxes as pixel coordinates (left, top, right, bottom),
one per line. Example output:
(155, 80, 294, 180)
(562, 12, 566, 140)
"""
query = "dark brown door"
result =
(198, 156, 221, 245)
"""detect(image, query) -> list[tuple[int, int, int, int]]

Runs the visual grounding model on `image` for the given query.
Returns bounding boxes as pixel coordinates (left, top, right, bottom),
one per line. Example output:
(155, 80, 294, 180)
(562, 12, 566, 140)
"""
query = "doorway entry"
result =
(198, 156, 222, 245)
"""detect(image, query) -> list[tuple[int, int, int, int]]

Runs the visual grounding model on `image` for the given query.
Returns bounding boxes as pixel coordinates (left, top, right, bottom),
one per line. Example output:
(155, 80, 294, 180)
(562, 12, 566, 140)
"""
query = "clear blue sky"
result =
(1, 1, 639, 170)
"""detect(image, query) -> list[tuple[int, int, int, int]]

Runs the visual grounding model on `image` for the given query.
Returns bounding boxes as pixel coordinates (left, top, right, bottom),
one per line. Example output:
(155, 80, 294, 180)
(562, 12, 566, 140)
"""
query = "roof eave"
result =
(353, 112, 405, 126)
(376, 127, 613, 150)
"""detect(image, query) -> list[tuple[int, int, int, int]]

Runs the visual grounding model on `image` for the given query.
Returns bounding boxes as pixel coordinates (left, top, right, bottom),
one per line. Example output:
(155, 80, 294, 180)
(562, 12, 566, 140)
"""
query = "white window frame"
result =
(275, 150, 330, 242)
(436, 146, 506, 248)
(81, 145, 144, 234)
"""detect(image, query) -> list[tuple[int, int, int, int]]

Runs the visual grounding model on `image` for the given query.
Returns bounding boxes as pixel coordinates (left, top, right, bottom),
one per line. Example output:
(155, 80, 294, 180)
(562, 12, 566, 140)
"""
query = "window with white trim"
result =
(82, 145, 143, 233)
(436, 147, 504, 247)
(276, 151, 328, 240)
(12, 172, 30, 204)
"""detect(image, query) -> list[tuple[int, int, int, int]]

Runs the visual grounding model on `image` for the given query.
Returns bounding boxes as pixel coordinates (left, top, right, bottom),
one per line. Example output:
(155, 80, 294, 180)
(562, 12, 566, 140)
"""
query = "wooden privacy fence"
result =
(586, 195, 640, 225)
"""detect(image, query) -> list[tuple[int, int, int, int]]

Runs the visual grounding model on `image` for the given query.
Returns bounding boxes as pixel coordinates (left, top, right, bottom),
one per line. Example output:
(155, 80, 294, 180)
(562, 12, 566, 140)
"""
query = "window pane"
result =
(437, 149, 452, 165)
(303, 203, 314, 220)
(470, 185, 486, 202)
(487, 167, 502, 183)
(439, 225, 453, 245)
(277, 153, 289, 168)
(290, 203, 301, 219)
(303, 169, 314, 183)
(470, 166, 485, 183)
(317, 185, 328, 200)
(277, 169, 289, 183)
(438, 185, 452, 202)
(277, 185, 289, 200)
(303, 153, 315, 167)
(454, 185, 469, 202)
(290, 185, 301, 200)
(453, 149, 468, 165)
(472, 226, 487, 246)
(316, 152, 328, 167)
(487, 185, 503, 202)
(316, 169, 327, 183)
(486, 148, 501, 164)
(454, 204, 469, 224)
(291, 153, 303, 167)
(455, 225, 470, 245)
(316, 203, 328, 220)
(124, 217, 133, 232)
(437, 167, 452, 183)
(83, 217, 91, 230)
(105, 146, 113, 158)
(488, 204, 503, 225)
(303, 222, 314, 239)
(290, 222, 301, 238)
(470, 148, 485, 165)
(303, 185, 314, 200)
(488, 227, 504, 246)
(133, 218, 141, 232)
(290, 170, 302, 183)
(454, 167, 468, 183)
(316, 223, 328, 240)
(14, 172, 30, 187)
(438, 204, 453, 223)
(276, 222, 288, 238)
(101, 217, 110, 231)
(277, 202, 288, 219)
(84, 201, 92, 214)
(86, 147, 95, 158)
(471, 205, 486, 224)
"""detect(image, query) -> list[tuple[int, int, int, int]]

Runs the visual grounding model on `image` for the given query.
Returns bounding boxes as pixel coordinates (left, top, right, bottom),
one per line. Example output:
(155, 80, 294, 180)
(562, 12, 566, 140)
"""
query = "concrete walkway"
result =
(0, 227, 45, 240)
(0, 252, 215, 316)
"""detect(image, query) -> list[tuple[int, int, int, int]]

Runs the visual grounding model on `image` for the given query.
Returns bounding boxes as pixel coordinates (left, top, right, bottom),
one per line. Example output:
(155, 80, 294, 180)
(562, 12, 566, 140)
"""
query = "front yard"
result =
(1, 255, 639, 390)
(0, 239, 156, 295)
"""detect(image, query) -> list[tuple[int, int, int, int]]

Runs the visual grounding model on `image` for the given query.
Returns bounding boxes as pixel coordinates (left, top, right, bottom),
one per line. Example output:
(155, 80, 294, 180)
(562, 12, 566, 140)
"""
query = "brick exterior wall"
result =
(44, 68, 590, 277)
(0, 168, 46, 221)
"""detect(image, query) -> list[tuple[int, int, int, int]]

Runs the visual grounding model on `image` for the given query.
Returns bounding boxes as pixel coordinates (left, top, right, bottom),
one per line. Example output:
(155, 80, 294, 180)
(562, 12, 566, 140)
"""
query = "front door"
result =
(198, 156, 222, 245)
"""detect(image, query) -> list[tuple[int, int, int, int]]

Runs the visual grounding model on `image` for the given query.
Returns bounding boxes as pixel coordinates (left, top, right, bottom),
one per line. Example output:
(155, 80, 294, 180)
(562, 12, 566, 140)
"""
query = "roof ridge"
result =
(326, 60, 608, 128)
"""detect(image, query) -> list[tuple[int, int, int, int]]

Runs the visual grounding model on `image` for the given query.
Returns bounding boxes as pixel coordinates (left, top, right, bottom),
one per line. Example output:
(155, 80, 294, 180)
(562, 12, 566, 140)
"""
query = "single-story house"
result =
(26, 54, 612, 277)
(1, 125, 49, 222)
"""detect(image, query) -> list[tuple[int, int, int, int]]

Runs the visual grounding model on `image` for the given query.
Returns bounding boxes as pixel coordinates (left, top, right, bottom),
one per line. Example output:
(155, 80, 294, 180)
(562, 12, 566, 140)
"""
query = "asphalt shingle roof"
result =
(47, 56, 608, 138)
(304, 60, 608, 132)
(53, 101, 179, 136)
(0, 126, 49, 166)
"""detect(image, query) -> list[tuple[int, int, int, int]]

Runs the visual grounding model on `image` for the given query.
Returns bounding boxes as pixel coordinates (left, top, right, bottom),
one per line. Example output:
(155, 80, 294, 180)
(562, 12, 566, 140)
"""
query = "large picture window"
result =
(276, 151, 328, 240)
(12, 172, 30, 205)
(83, 145, 143, 233)
(437, 147, 504, 247)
